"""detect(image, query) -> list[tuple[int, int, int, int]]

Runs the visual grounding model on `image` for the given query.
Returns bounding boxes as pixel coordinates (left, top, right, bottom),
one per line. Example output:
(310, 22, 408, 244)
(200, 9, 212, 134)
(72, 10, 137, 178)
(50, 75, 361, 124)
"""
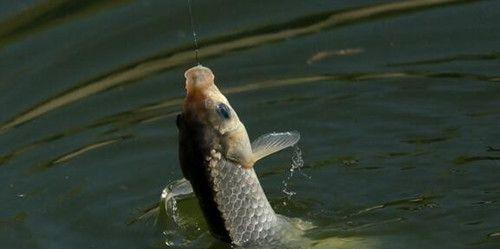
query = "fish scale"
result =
(208, 150, 287, 246)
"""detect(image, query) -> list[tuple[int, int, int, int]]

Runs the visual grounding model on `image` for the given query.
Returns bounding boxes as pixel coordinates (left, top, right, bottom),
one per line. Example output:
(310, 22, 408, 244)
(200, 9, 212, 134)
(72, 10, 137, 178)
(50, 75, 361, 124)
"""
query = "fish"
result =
(176, 65, 301, 246)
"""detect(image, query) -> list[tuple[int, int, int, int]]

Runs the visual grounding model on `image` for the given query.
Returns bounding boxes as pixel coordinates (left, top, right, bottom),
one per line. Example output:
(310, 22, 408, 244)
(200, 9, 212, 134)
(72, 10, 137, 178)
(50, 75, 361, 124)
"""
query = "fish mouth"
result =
(184, 65, 214, 92)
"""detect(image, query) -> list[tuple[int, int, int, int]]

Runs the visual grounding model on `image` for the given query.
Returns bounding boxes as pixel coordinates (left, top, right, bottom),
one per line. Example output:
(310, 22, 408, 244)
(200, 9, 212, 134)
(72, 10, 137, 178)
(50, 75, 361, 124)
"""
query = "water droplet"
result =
(281, 146, 310, 205)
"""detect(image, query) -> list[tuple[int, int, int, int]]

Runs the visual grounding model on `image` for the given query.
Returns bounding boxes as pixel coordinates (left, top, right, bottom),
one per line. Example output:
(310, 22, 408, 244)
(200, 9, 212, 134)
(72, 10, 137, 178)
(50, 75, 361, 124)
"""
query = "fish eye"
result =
(216, 103, 231, 119)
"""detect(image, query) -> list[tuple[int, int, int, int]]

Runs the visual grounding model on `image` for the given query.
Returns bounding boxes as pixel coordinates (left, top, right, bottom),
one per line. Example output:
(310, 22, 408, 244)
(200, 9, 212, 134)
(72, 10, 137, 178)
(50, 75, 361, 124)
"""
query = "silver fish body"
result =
(177, 115, 297, 246)
(177, 65, 300, 246)
(208, 153, 288, 245)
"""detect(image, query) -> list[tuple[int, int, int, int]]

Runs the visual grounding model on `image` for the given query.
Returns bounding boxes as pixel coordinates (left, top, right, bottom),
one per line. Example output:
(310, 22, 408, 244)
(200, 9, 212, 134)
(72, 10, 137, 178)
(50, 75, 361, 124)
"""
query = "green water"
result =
(1, 0, 499, 248)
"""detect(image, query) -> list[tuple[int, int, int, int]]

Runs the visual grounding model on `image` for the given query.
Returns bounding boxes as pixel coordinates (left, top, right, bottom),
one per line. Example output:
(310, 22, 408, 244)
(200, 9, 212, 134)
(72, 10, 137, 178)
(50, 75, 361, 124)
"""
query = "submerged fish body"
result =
(177, 65, 300, 246)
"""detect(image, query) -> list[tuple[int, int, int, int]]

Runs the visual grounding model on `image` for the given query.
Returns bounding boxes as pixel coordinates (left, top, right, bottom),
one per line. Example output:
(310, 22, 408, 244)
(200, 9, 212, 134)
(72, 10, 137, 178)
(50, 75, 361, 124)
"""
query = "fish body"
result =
(177, 65, 300, 246)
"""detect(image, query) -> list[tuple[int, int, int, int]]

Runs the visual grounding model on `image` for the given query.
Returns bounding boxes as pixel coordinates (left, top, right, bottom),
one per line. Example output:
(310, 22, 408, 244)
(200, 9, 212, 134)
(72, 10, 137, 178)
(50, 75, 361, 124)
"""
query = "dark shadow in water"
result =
(0, 0, 482, 133)
(453, 155, 500, 165)
(377, 151, 429, 159)
(403, 136, 451, 144)
(27, 135, 132, 174)
(0, 0, 129, 49)
(486, 146, 500, 152)
(424, 72, 498, 82)
(387, 51, 499, 67)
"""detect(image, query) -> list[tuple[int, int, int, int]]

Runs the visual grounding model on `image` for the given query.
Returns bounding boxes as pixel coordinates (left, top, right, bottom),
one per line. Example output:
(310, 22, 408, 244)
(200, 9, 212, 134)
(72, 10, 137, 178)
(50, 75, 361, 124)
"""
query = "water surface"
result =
(0, 0, 499, 248)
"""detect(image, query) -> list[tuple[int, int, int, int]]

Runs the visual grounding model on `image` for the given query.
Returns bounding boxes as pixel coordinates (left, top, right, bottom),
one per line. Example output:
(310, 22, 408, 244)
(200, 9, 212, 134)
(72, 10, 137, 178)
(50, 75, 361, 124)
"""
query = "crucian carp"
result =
(176, 65, 301, 246)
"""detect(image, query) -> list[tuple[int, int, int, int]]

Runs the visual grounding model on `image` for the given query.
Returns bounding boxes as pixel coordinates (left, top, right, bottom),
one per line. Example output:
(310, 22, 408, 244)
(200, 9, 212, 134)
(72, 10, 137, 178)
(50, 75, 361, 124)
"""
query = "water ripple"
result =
(28, 135, 131, 173)
(0, 0, 130, 49)
(0, 0, 478, 133)
(1, 69, 496, 167)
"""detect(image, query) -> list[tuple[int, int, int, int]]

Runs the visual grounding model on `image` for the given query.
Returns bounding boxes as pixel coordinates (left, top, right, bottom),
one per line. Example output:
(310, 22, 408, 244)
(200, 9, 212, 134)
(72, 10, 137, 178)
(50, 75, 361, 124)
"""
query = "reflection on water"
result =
(1, 0, 499, 248)
(0, 0, 130, 48)
(29, 135, 131, 173)
(0, 73, 417, 167)
(0, 0, 475, 134)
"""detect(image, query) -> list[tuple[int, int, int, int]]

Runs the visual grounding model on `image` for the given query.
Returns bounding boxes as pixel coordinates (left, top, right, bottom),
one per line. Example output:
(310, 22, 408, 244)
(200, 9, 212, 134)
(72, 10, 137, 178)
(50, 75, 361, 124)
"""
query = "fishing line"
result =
(187, 0, 200, 65)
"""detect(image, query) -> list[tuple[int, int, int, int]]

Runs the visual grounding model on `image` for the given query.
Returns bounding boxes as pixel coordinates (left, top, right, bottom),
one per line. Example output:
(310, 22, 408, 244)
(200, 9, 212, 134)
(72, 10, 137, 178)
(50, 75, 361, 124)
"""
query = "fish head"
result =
(183, 65, 240, 134)
(183, 65, 254, 168)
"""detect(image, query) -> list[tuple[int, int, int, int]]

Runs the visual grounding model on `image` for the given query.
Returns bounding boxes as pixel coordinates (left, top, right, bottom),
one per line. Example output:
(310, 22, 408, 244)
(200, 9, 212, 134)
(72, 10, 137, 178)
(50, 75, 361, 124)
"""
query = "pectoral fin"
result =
(251, 131, 300, 162)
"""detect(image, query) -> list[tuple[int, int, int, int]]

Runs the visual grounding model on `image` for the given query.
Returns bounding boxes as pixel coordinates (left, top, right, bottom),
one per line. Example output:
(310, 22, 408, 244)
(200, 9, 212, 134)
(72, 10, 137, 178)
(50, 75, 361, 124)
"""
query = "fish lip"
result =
(184, 64, 214, 85)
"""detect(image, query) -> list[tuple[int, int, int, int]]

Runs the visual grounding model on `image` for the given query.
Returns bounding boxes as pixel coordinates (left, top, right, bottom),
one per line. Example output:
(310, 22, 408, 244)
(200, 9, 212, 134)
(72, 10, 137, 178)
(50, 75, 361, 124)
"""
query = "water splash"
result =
(281, 146, 310, 205)
(159, 178, 195, 246)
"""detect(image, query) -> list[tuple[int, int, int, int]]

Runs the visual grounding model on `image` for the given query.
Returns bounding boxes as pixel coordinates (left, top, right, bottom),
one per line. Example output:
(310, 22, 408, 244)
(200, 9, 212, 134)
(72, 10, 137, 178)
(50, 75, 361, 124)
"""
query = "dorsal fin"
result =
(251, 131, 300, 163)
